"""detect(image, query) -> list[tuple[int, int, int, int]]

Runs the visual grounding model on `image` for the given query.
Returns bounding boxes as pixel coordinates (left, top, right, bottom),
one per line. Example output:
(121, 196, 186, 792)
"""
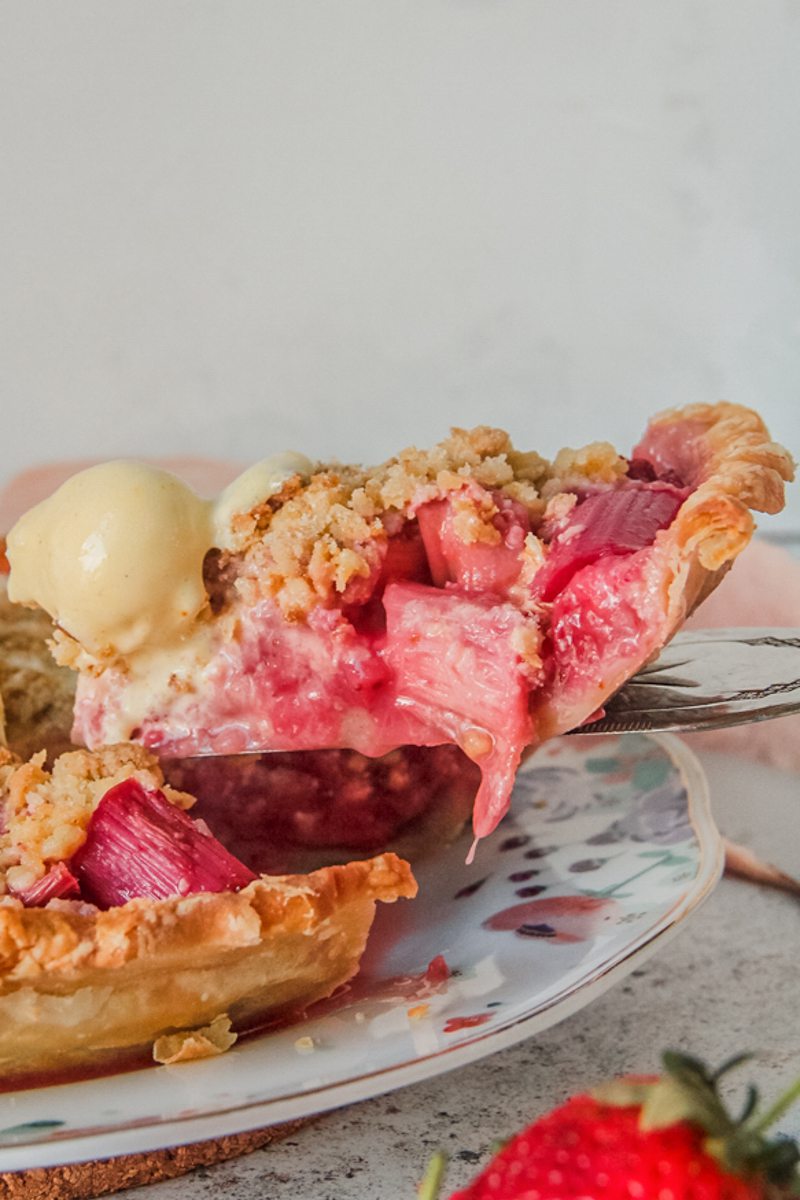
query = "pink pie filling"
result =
(73, 470, 690, 844)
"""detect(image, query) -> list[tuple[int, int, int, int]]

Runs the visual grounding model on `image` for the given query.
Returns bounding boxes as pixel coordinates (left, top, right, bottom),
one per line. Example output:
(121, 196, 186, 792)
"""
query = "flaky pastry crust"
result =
(637, 401, 793, 618)
(0, 851, 415, 1080)
(536, 402, 795, 737)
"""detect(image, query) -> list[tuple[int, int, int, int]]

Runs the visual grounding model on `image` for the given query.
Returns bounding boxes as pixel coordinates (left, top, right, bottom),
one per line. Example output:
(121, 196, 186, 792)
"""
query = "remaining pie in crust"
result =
(0, 572, 76, 760)
(0, 742, 415, 1080)
(6, 402, 793, 853)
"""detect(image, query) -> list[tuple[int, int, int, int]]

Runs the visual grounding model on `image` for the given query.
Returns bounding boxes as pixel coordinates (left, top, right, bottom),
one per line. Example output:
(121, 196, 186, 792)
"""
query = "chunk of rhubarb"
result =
(534, 483, 687, 602)
(13, 862, 81, 907)
(416, 492, 529, 595)
(71, 778, 257, 908)
(383, 582, 537, 840)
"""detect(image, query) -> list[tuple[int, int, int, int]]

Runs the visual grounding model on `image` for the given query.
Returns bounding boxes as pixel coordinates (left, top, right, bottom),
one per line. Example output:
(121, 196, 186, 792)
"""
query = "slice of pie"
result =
(6, 402, 793, 851)
(0, 742, 415, 1080)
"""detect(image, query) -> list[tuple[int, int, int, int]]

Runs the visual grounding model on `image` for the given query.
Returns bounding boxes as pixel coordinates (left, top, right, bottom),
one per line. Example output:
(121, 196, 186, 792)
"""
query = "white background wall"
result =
(2, 1, 798, 530)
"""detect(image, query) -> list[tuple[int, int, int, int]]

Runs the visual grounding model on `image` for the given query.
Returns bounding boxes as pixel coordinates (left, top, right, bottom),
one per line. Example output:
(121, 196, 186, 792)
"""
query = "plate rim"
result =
(0, 732, 723, 1171)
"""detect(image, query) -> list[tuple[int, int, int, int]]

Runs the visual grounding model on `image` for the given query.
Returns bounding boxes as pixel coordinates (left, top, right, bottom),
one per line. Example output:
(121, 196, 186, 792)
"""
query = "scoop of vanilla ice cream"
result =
(7, 461, 214, 658)
(6, 453, 315, 663)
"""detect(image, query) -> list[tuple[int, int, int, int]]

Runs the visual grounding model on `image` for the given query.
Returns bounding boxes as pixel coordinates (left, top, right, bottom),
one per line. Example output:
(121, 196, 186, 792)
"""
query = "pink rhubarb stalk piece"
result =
(383, 582, 537, 841)
(416, 492, 530, 595)
(13, 861, 81, 907)
(534, 483, 687, 602)
(71, 778, 257, 909)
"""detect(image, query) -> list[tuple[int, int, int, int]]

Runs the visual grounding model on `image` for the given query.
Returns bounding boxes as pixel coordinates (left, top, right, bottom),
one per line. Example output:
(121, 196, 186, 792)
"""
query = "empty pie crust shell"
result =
(0, 852, 415, 1081)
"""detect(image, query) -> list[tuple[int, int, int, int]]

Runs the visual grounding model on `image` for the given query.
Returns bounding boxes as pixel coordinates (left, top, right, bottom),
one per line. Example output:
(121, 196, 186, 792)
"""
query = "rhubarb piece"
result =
(416, 491, 530, 594)
(0, 741, 196, 905)
(533, 483, 687, 602)
(71, 777, 257, 908)
(383, 582, 539, 840)
(723, 837, 800, 898)
(12, 861, 80, 906)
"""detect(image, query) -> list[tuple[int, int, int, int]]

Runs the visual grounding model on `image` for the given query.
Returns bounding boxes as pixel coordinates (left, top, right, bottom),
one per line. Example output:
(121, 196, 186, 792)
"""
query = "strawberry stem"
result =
(418, 1151, 448, 1200)
(751, 1077, 800, 1136)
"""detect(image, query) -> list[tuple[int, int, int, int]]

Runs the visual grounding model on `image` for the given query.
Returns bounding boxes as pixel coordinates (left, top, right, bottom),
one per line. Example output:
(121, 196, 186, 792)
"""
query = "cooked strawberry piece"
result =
(383, 582, 537, 840)
(535, 483, 687, 601)
(417, 492, 529, 595)
(71, 778, 257, 909)
(13, 861, 81, 907)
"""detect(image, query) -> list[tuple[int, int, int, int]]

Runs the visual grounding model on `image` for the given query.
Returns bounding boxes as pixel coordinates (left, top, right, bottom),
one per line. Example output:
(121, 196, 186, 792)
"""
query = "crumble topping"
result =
(219, 428, 623, 621)
(152, 1013, 237, 1064)
(16, 426, 634, 662)
(449, 489, 506, 546)
(0, 743, 193, 896)
(542, 441, 628, 499)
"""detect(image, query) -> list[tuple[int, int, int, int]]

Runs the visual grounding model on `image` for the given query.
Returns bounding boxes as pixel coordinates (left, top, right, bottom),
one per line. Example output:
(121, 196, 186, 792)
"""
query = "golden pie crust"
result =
(0, 779, 415, 1082)
(535, 402, 794, 737)
(651, 401, 792, 575)
(626, 402, 791, 627)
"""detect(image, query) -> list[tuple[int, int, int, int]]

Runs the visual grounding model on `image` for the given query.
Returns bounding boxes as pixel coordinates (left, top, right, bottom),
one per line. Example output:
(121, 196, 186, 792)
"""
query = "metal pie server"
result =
(573, 628, 800, 736)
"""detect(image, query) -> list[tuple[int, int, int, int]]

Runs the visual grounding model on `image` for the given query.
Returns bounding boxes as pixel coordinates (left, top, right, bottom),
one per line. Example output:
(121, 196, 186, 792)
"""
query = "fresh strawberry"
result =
(419, 1052, 800, 1200)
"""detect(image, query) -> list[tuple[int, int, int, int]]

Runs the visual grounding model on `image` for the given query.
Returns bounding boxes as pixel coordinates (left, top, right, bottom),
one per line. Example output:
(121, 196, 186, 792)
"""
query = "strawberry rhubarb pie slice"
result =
(6, 402, 793, 852)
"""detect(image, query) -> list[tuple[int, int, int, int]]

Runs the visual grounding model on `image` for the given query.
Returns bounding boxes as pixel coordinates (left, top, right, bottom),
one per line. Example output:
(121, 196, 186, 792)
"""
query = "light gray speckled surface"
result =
(124, 751, 799, 1200)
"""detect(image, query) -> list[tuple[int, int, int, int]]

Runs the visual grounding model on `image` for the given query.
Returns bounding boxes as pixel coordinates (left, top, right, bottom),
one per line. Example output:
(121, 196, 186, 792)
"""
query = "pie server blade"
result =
(572, 628, 800, 735)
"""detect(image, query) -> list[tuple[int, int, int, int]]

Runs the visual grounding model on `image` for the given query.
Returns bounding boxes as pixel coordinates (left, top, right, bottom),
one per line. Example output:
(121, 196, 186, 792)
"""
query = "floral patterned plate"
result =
(0, 732, 722, 1171)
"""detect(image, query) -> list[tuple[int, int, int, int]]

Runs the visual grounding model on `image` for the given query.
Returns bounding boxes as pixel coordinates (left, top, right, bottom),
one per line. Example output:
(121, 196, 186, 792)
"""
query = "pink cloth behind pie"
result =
(1, 461, 798, 773)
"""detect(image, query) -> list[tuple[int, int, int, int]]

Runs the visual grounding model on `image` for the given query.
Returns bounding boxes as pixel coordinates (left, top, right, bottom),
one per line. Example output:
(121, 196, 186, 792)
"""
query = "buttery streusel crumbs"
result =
(48, 427, 633, 650)
(0, 744, 193, 896)
(223, 427, 626, 619)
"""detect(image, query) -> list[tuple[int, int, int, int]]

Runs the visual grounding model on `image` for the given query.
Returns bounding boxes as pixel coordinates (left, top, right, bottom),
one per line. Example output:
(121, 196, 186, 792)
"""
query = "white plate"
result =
(0, 732, 722, 1171)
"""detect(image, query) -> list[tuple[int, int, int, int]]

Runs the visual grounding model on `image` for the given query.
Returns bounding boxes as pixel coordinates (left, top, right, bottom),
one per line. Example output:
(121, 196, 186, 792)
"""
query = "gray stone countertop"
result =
(125, 750, 799, 1200)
